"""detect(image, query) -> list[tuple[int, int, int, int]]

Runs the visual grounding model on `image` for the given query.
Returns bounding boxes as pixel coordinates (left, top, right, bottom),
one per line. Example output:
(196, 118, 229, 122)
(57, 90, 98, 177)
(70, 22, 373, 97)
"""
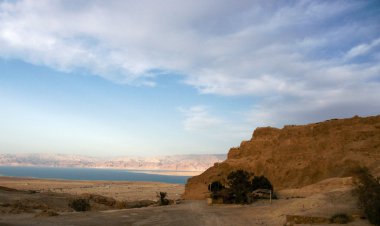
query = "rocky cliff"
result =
(184, 115, 380, 199)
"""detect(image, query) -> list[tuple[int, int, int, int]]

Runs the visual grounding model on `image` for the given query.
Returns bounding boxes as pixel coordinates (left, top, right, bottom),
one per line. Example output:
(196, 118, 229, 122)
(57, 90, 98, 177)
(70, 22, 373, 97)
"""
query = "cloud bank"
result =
(1, 0, 379, 129)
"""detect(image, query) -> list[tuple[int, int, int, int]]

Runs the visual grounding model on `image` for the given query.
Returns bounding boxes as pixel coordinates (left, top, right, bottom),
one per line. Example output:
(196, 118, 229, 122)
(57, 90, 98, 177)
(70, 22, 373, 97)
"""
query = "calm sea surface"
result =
(0, 166, 190, 184)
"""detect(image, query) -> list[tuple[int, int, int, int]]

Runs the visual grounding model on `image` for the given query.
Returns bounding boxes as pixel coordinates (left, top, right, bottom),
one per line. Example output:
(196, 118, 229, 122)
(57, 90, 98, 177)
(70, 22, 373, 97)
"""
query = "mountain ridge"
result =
(0, 153, 226, 172)
(184, 115, 380, 199)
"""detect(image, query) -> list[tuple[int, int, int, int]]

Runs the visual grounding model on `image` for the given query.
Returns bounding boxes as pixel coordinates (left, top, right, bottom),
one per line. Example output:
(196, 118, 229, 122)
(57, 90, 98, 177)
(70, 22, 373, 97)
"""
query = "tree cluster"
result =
(208, 170, 273, 204)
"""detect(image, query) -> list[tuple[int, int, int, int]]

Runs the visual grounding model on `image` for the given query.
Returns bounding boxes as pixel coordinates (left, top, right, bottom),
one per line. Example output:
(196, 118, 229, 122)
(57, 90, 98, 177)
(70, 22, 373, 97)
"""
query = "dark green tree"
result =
(251, 175, 273, 191)
(227, 170, 252, 204)
(208, 181, 225, 199)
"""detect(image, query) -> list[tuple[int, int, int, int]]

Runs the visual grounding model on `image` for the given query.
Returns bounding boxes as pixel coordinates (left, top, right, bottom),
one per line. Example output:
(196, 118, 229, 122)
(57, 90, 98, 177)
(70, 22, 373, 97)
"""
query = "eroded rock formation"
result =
(184, 115, 380, 199)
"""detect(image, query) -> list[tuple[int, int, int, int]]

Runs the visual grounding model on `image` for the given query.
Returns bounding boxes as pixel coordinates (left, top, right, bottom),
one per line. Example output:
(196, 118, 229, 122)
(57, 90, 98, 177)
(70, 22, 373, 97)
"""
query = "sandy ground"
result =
(0, 176, 184, 201)
(0, 199, 370, 226)
(0, 177, 373, 226)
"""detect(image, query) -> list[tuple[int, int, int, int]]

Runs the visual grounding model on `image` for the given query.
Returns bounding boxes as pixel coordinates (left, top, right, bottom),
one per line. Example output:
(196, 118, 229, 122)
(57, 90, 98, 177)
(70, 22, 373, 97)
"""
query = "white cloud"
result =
(180, 106, 223, 132)
(345, 38, 380, 60)
(245, 80, 380, 129)
(179, 105, 253, 145)
(0, 0, 379, 129)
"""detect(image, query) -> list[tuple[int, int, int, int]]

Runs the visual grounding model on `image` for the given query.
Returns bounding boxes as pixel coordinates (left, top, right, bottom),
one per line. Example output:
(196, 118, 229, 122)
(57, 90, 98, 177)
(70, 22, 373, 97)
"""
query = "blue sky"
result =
(0, 0, 379, 156)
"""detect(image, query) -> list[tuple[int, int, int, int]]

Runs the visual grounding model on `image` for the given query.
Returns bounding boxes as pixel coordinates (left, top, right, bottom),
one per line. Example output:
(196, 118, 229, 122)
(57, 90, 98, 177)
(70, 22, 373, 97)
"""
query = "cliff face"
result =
(184, 115, 380, 199)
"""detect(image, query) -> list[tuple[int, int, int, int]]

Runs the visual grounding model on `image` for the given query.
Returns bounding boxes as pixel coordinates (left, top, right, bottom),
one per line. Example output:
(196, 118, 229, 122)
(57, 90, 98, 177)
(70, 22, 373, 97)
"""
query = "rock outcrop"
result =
(184, 115, 380, 199)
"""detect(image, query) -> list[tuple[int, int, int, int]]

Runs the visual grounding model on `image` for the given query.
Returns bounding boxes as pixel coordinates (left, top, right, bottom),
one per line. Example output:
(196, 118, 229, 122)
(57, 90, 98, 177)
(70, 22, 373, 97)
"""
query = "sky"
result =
(0, 0, 379, 156)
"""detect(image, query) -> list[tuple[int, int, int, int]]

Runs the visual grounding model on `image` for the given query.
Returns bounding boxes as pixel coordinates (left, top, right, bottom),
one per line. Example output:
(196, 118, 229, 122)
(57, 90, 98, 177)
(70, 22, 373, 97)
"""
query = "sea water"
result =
(0, 166, 190, 184)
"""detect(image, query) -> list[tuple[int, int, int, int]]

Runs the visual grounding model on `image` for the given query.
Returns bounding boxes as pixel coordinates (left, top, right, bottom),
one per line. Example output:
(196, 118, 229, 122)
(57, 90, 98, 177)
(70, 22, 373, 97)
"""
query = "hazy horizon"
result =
(0, 152, 227, 158)
(1, 1, 379, 156)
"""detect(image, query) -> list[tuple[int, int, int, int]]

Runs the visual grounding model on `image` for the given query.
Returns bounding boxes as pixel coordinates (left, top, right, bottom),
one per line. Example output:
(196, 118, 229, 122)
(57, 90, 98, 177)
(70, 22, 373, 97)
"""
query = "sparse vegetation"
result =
(82, 193, 116, 207)
(68, 198, 90, 212)
(353, 167, 380, 225)
(157, 192, 169, 205)
(251, 175, 273, 191)
(330, 213, 351, 224)
(208, 170, 274, 204)
(115, 200, 127, 209)
(208, 181, 225, 199)
(126, 200, 157, 208)
(227, 170, 252, 204)
(112, 200, 157, 209)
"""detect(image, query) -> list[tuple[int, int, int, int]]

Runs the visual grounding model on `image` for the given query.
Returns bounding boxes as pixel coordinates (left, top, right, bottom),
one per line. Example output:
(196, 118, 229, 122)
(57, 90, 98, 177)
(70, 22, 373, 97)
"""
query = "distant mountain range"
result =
(0, 153, 226, 172)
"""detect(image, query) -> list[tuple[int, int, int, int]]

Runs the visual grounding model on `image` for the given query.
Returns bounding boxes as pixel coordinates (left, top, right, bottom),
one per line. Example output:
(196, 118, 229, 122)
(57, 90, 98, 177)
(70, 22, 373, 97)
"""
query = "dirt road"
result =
(0, 200, 277, 226)
(0, 199, 370, 226)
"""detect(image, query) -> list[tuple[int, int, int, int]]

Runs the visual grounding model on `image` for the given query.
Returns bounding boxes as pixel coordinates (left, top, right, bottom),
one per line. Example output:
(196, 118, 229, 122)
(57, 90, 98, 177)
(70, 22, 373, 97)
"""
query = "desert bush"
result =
(68, 198, 90, 212)
(226, 170, 252, 204)
(208, 181, 224, 193)
(157, 192, 169, 206)
(251, 175, 273, 191)
(115, 200, 156, 209)
(208, 181, 225, 199)
(330, 213, 351, 224)
(208, 170, 274, 204)
(115, 200, 127, 209)
(353, 167, 380, 225)
(82, 193, 116, 207)
(251, 175, 276, 200)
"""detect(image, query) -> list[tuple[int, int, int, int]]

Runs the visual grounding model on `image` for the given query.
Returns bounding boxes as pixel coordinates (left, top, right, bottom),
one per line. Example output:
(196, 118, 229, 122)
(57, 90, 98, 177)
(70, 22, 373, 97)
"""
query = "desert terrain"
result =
(0, 176, 184, 202)
(1, 116, 378, 225)
(0, 176, 372, 226)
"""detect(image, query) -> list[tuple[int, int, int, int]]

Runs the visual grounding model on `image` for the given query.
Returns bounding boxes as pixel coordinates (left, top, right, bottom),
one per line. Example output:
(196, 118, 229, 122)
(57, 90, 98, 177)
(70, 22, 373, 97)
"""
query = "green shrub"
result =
(207, 171, 274, 204)
(226, 170, 252, 204)
(157, 192, 169, 205)
(68, 198, 90, 211)
(208, 181, 224, 193)
(208, 181, 225, 199)
(330, 213, 351, 224)
(251, 175, 273, 191)
(353, 167, 380, 225)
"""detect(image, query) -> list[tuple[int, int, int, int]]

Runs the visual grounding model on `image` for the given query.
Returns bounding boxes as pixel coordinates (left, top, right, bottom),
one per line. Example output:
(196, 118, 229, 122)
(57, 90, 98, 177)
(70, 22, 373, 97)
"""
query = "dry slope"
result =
(184, 115, 380, 199)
